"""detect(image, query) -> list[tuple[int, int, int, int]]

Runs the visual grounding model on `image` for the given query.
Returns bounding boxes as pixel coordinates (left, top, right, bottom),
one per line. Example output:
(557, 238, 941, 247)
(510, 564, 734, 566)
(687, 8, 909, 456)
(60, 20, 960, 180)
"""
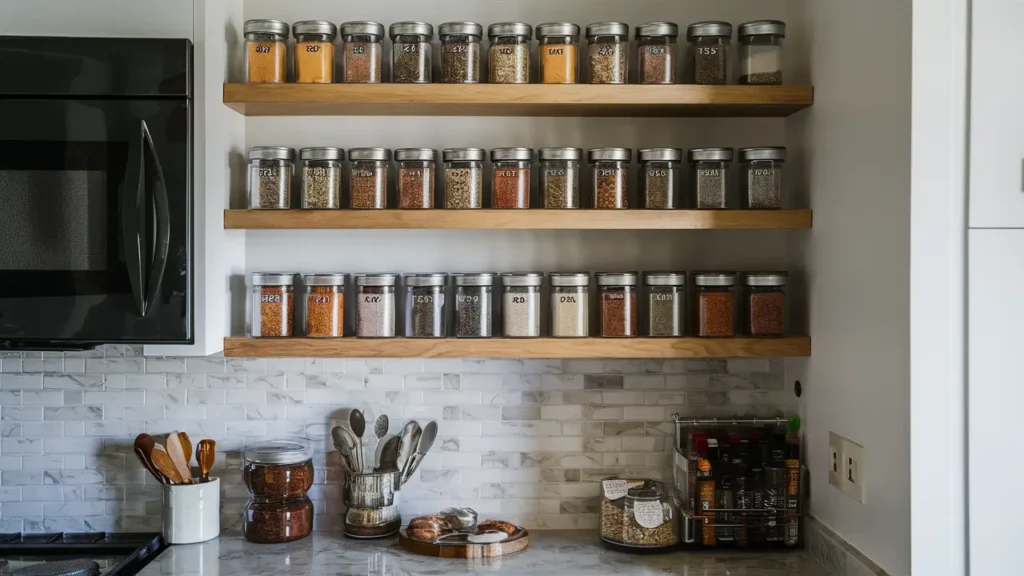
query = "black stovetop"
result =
(0, 533, 164, 576)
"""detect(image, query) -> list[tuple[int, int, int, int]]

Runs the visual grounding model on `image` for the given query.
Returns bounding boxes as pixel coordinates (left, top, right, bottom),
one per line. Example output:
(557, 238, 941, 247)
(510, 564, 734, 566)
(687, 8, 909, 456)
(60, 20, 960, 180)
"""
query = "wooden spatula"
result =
(166, 431, 193, 483)
(151, 445, 185, 484)
(178, 431, 193, 467)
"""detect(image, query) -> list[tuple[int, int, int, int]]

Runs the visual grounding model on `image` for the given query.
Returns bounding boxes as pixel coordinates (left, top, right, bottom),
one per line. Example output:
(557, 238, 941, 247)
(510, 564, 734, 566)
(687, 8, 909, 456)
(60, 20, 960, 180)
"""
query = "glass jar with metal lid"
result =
(620, 480, 679, 549)
(488, 22, 532, 84)
(537, 23, 580, 84)
(355, 274, 397, 338)
(743, 272, 787, 337)
(244, 19, 288, 83)
(243, 437, 314, 544)
(590, 148, 631, 209)
(689, 148, 733, 209)
(293, 21, 335, 83)
(639, 148, 682, 209)
(693, 272, 737, 337)
(740, 147, 785, 209)
(454, 273, 495, 338)
(251, 273, 295, 337)
(248, 147, 295, 209)
(303, 274, 345, 338)
(597, 272, 638, 337)
(404, 274, 448, 338)
(444, 148, 485, 209)
(396, 148, 436, 209)
(686, 21, 732, 85)
(348, 148, 390, 209)
(491, 148, 532, 209)
(440, 22, 482, 83)
(739, 20, 785, 85)
(391, 22, 433, 83)
(636, 22, 678, 84)
(341, 21, 384, 83)
(644, 272, 684, 337)
(587, 22, 629, 84)
(299, 147, 343, 209)
(501, 273, 543, 337)
(550, 273, 590, 338)
(540, 147, 582, 208)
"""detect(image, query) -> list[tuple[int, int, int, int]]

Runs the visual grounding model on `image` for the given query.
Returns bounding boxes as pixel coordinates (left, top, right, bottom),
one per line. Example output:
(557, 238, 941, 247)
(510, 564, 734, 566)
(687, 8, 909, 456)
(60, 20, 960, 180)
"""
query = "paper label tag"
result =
(634, 500, 664, 529)
(602, 479, 644, 500)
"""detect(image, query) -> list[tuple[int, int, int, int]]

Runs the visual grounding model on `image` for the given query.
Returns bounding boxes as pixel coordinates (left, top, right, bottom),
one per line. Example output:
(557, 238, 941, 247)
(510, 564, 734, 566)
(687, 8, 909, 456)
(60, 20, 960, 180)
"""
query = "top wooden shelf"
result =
(223, 83, 814, 117)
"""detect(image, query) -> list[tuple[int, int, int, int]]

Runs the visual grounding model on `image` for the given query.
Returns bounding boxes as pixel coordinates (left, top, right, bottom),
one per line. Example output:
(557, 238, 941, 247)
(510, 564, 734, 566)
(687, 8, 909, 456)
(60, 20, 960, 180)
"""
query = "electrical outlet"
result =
(840, 437, 865, 503)
(828, 431, 842, 489)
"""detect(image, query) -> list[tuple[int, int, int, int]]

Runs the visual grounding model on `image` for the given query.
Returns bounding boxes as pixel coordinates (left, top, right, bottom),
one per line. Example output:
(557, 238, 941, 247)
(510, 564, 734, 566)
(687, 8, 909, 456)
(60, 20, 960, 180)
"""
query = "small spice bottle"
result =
(537, 22, 580, 84)
(293, 21, 336, 83)
(454, 273, 495, 338)
(644, 272, 684, 337)
(244, 19, 288, 83)
(597, 273, 638, 338)
(589, 147, 631, 209)
(636, 22, 678, 84)
(740, 147, 785, 209)
(586, 22, 629, 84)
(500, 273, 542, 338)
(391, 22, 433, 83)
(341, 21, 384, 83)
(348, 148, 390, 209)
(550, 272, 589, 338)
(440, 22, 482, 83)
(355, 274, 397, 338)
(491, 148, 532, 209)
(686, 21, 732, 85)
(639, 148, 682, 209)
(488, 22, 532, 84)
(396, 148, 436, 209)
(303, 273, 345, 338)
(248, 147, 295, 209)
(299, 147, 343, 209)
(689, 148, 734, 209)
(540, 147, 582, 209)
(404, 273, 448, 338)
(693, 272, 737, 337)
(251, 273, 295, 337)
(443, 148, 485, 209)
(739, 20, 785, 85)
(743, 272, 788, 337)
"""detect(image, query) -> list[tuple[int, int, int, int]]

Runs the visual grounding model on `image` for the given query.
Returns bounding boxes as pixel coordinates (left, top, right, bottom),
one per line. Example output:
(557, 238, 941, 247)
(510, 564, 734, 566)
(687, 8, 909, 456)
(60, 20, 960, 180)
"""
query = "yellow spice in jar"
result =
(295, 41, 334, 83)
(247, 40, 286, 83)
(541, 43, 578, 83)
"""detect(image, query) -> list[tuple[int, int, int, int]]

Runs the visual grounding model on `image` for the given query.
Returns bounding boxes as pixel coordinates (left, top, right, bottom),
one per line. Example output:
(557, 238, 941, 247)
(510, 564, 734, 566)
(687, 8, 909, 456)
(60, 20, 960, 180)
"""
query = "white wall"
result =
(0, 0, 193, 38)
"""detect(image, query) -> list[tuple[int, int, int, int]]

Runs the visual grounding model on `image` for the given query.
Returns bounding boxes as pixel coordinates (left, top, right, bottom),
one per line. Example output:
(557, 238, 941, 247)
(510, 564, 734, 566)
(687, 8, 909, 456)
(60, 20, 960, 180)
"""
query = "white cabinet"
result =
(0, 0, 193, 39)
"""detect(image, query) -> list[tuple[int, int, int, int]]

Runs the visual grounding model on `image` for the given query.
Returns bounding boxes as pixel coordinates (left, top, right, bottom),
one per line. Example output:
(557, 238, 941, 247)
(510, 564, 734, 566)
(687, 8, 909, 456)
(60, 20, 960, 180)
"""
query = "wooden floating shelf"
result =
(224, 209, 812, 230)
(223, 83, 813, 117)
(223, 337, 811, 359)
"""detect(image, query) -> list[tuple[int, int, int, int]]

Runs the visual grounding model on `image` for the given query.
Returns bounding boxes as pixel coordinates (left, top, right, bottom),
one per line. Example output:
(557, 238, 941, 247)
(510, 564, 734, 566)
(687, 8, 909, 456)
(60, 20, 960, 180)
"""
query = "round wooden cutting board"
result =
(398, 528, 530, 558)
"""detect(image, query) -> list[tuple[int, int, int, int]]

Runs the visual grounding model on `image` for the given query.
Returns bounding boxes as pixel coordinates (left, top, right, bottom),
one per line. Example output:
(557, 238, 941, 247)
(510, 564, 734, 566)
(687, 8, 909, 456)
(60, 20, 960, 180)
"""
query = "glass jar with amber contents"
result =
(293, 20, 336, 83)
(243, 437, 315, 543)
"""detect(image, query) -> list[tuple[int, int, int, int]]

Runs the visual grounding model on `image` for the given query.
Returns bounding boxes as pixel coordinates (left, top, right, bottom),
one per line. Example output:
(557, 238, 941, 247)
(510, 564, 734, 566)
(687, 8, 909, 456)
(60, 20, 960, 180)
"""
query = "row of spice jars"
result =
(244, 19, 784, 85)
(247, 146, 786, 210)
(250, 271, 789, 339)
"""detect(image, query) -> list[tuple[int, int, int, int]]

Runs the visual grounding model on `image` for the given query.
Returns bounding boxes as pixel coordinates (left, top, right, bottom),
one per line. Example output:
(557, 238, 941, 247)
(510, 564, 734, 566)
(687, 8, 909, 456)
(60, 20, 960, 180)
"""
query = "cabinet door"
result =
(0, 0, 193, 39)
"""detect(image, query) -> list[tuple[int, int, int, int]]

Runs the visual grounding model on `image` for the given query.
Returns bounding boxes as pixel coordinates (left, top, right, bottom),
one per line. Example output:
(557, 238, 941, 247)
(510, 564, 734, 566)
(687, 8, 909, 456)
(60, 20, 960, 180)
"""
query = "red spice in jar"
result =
(259, 286, 293, 337)
(493, 167, 530, 208)
(600, 288, 638, 337)
(398, 165, 435, 209)
(748, 292, 786, 336)
(696, 292, 734, 337)
(244, 497, 314, 544)
(306, 286, 343, 337)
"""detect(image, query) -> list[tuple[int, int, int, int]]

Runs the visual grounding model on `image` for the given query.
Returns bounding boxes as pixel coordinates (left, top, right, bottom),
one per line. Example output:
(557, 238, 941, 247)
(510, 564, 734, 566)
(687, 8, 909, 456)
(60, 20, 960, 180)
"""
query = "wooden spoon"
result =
(166, 431, 193, 483)
(197, 439, 216, 482)
(150, 446, 185, 484)
(178, 431, 193, 467)
(133, 434, 163, 483)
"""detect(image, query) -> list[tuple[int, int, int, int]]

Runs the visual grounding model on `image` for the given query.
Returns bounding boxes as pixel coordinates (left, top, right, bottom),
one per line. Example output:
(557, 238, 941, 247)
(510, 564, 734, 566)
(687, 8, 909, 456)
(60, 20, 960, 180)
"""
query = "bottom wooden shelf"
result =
(223, 337, 810, 359)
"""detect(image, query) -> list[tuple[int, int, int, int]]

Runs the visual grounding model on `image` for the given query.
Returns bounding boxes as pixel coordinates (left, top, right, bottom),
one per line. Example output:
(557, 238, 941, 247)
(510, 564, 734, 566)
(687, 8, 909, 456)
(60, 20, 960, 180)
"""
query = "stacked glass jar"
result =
(243, 438, 315, 544)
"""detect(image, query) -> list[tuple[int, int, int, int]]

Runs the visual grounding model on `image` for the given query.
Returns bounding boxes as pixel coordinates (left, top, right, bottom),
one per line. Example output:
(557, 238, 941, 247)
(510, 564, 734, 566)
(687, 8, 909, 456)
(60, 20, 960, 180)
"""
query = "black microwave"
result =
(0, 37, 193, 350)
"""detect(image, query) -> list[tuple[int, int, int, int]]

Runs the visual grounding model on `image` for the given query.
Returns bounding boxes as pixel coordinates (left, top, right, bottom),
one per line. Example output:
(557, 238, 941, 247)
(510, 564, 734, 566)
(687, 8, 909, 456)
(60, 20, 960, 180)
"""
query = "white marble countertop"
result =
(139, 531, 831, 576)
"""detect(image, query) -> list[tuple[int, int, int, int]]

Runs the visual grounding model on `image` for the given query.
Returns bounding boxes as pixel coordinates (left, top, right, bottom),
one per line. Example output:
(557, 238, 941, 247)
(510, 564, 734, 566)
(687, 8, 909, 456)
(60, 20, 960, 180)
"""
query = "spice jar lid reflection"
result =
(596, 272, 638, 286)
(693, 272, 737, 286)
(249, 146, 295, 161)
(395, 148, 436, 162)
(688, 147, 733, 162)
(356, 273, 398, 287)
(299, 147, 344, 161)
(389, 21, 434, 39)
(304, 273, 346, 286)
(738, 20, 786, 38)
(686, 21, 733, 40)
(738, 147, 786, 162)
(453, 273, 496, 286)
(443, 148, 486, 162)
(550, 272, 590, 287)
(536, 22, 581, 41)
(742, 272, 788, 286)
(639, 148, 682, 162)
(252, 272, 296, 286)
(245, 19, 289, 39)
(348, 148, 391, 161)
(491, 147, 533, 162)
(488, 22, 533, 40)
(500, 272, 544, 287)
(439, 22, 483, 39)
(644, 272, 685, 286)
(341, 21, 385, 38)
(292, 20, 337, 38)
(588, 147, 631, 162)
(244, 437, 313, 464)
(539, 147, 582, 161)
(405, 273, 447, 287)
(586, 22, 630, 39)
(635, 22, 679, 39)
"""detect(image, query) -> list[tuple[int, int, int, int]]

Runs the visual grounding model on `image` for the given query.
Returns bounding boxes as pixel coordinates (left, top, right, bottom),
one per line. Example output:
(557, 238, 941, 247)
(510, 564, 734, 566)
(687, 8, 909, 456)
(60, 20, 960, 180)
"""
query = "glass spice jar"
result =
(537, 22, 580, 84)
(590, 147, 630, 209)
(693, 272, 737, 337)
(404, 273, 448, 338)
(248, 147, 295, 209)
(639, 148, 682, 209)
(586, 22, 628, 84)
(293, 20, 335, 83)
(743, 272, 788, 337)
(299, 147, 343, 209)
(689, 148, 734, 209)
(396, 148, 436, 209)
(303, 273, 345, 338)
(621, 480, 679, 549)
(454, 273, 495, 338)
(355, 274, 397, 338)
(540, 147, 582, 208)
(244, 19, 288, 83)
(440, 22, 482, 83)
(251, 273, 295, 337)
(488, 22, 532, 84)
(644, 272, 684, 337)
(501, 273, 542, 338)
(740, 147, 786, 209)
(444, 148, 485, 209)
(686, 21, 732, 85)
(597, 272, 638, 338)
(341, 21, 384, 83)
(491, 148, 532, 209)
(636, 22, 678, 84)
(391, 22, 433, 83)
(550, 272, 589, 338)
(739, 20, 785, 85)
(243, 438, 315, 544)
(348, 148, 390, 209)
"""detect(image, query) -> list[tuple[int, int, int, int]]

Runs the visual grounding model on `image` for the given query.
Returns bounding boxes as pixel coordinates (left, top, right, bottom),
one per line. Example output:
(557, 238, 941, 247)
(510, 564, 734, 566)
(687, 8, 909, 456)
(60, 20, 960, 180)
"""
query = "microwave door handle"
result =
(122, 121, 146, 316)
(140, 121, 171, 316)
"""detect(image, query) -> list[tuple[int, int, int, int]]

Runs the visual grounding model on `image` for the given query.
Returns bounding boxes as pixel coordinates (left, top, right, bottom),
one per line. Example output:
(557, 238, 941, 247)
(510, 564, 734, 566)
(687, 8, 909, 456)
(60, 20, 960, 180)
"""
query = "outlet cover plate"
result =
(840, 437, 865, 503)
(828, 431, 842, 489)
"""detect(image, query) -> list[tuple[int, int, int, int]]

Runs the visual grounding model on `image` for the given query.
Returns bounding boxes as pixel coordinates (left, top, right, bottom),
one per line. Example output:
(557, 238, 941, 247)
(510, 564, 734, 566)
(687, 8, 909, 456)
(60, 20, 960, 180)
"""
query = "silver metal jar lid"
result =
(304, 273, 346, 286)
(491, 147, 533, 162)
(688, 147, 734, 162)
(488, 22, 533, 40)
(293, 20, 337, 37)
(635, 22, 679, 38)
(244, 438, 312, 465)
(739, 147, 787, 162)
(686, 21, 733, 40)
(405, 273, 448, 287)
(443, 148, 486, 162)
(252, 272, 295, 286)
(743, 272, 788, 286)
(596, 272, 638, 286)
(693, 272, 737, 287)
(395, 148, 437, 162)
(586, 22, 630, 39)
(550, 272, 590, 287)
(454, 273, 496, 286)
(739, 20, 786, 38)
(341, 21, 385, 38)
(348, 148, 391, 162)
(644, 272, 686, 286)
(539, 147, 583, 161)
(245, 19, 289, 38)
(439, 22, 483, 38)
(536, 22, 581, 40)
(588, 147, 631, 162)
(249, 146, 295, 161)
(356, 273, 398, 287)
(299, 147, 344, 161)
(639, 148, 682, 162)
(500, 272, 544, 287)
(390, 21, 433, 39)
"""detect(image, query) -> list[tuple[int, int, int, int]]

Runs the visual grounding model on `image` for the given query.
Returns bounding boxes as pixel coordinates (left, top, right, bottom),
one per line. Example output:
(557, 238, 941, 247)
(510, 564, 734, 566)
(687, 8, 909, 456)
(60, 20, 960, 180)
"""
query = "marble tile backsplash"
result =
(0, 346, 792, 533)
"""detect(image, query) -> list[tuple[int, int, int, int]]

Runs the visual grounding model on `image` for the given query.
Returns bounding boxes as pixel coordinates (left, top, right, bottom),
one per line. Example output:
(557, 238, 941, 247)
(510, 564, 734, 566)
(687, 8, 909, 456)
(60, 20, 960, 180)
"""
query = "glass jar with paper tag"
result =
(600, 477, 678, 550)
(599, 477, 645, 544)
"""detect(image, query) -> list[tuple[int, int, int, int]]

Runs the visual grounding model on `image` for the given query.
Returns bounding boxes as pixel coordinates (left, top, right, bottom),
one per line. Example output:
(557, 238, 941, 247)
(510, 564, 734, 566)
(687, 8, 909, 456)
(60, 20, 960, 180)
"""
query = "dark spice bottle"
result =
(453, 273, 494, 338)
(715, 443, 735, 543)
(693, 272, 737, 337)
(597, 272, 638, 337)
(636, 21, 678, 84)
(685, 21, 732, 85)
(740, 147, 786, 209)
(589, 147, 631, 209)
(404, 273, 447, 338)
(689, 147, 734, 209)
(390, 21, 433, 83)
(243, 438, 315, 544)
(698, 438, 718, 546)
(341, 21, 384, 83)
(743, 272, 788, 337)
(396, 148, 436, 209)
(491, 147, 532, 209)
(639, 148, 682, 209)
(439, 22, 482, 83)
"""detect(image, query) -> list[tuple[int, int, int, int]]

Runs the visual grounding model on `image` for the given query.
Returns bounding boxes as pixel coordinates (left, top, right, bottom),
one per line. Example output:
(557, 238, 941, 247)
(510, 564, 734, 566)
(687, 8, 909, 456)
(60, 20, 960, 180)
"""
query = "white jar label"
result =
(603, 479, 628, 500)
(633, 500, 664, 528)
